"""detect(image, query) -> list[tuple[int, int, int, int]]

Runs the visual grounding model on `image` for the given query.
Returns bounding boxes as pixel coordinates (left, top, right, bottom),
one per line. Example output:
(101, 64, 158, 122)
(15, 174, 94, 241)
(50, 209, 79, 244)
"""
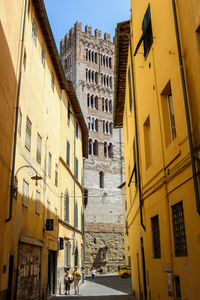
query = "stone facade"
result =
(60, 22, 124, 274)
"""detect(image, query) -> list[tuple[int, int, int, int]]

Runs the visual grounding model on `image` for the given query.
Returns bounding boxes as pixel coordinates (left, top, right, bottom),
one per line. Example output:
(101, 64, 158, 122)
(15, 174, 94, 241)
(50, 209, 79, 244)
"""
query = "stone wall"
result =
(84, 223, 124, 274)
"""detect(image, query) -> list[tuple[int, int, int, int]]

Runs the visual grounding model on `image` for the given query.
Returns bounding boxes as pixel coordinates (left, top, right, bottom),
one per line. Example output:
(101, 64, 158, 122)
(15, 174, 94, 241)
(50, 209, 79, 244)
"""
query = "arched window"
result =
(100, 54, 103, 65)
(92, 71, 94, 82)
(94, 140, 98, 156)
(91, 118, 94, 130)
(89, 138, 93, 155)
(86, 69, 88, 81)
(86, 49, 88, 61)
(103, 120, 105, 133)
(89, 50, 91, 61)
(102, 98, 105, 111)
(103, 55, 105, 66)
(95, 52, 98, 64)
(108, 143, 113, 158)
(109, 122, 113, 135)
(110, 77, 112, 88)
(87, 94, 90, 107)
(88, 117, 91, 130)
(109, 100, 112, 113)
(74, 200, 78, 228)
(101, 73, 103, 84)
(92, 51, 94, 62)
(95, 96, 98, 109)
(91, 95, 94, 108)
(109, 57, 112, 68)
(64, 192, 69, 223)
(100, 171, 104, 188)
(95, 119, 98, 132)
(105, 99, 108, 112)
(88, 70, 91, 81)
(106, 121, 109, 134)
(106, 76, 109, 87)
(104, 141, 107, 157)
(104, 74, 106, 86)
(95, 72, 98, 84)
(106, 56, 109, 67)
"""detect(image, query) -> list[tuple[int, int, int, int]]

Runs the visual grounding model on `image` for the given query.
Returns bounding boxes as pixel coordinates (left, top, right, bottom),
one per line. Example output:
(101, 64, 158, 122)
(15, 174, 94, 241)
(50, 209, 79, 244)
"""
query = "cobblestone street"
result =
(48, 276, 137, 300)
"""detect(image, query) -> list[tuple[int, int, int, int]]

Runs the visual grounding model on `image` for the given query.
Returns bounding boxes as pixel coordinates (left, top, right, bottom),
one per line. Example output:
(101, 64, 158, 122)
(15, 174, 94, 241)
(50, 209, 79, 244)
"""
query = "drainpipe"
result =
(6, 0, 28, 222)
(129, 35, 146, 231)
(171, 0, 200, 215)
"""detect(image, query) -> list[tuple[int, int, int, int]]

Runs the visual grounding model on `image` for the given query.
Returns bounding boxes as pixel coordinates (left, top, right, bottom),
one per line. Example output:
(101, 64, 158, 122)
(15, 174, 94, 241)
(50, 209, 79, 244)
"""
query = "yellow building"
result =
(0, 1, 88, 299)
(114, 1, 200, 299)
(0, 1, 25, 299)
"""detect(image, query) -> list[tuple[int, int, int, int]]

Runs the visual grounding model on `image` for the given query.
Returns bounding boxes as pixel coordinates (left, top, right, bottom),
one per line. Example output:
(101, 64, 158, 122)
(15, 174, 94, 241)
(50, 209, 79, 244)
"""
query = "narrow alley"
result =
(48, 275, 136, 300)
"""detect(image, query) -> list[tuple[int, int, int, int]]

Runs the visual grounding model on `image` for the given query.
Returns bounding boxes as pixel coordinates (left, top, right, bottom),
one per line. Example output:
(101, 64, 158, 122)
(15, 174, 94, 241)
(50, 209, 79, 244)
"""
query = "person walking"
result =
(72, 266, 81, 295)
(91, 267, 96, 280)
(64, 269, 73, 295)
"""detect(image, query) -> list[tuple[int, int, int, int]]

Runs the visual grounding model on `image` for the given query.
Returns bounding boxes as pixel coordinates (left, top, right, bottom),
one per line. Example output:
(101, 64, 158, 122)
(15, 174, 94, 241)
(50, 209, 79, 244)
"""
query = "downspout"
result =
(171, 0, 200, 215)
(6, 0, 28, 222)
(129, 35, 146, 231)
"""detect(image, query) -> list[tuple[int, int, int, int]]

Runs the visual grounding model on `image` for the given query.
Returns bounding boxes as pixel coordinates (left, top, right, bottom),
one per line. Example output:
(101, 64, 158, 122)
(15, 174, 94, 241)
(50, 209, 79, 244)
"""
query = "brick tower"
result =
(60, 22, 124, 274)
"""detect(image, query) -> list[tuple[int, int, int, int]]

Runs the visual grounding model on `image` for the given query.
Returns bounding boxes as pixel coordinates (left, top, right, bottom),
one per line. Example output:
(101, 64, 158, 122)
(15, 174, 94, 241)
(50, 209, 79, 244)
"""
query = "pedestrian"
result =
(72, 266, 81, 295)
(64, 269, 73, 295)
(91, 267, 96, 280)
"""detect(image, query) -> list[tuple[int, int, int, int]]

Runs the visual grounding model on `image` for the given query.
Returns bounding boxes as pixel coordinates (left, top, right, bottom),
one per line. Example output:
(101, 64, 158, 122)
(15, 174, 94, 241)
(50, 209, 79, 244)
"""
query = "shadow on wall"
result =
(0, 21, 18, 300)
(4, 187, 59, 300)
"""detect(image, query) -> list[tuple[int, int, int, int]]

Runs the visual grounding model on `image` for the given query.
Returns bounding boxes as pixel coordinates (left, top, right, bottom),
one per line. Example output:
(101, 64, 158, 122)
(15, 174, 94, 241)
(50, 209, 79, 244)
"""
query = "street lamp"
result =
(13, 164, 42, 198)
(6, 164, 42, 222)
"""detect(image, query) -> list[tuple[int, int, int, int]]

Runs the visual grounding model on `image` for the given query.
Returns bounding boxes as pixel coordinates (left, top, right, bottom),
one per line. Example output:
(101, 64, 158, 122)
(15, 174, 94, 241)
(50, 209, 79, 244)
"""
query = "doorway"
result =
(7, 255, 14, 300)
(48, 251, 56, 295)
(140, 237, 147, 300)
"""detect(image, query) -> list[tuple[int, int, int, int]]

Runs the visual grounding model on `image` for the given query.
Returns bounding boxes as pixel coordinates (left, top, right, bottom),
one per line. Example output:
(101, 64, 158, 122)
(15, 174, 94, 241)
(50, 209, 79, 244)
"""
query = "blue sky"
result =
(44, 0, 130, 50)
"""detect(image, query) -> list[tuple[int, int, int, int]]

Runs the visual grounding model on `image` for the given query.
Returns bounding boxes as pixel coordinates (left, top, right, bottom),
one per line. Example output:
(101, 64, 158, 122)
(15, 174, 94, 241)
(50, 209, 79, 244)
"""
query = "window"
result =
(75, 121, 78, 138)
(64, 192, 69, 223)
(25, 116, 32, 151)
(161, 81, 177, 146)
(174, 276, 182, 299)
(68, 102, 70, 121)
(32, 19, 37, 44)
(47, 200, 50, 219)
(36, 133, 42, 164)
(108, 143, 113, 158)
(66, 141, 70, 167)
(51, 72, 54, 91)
(41, 45, 45, 67)
(128, 66, 132, 112)
(171, 201, 187, 257)
(168, 93, 176, 141)
(22, 179, 29, 207)
(134, 4, 153, 59)
(93, 140, 98, 156)
(196, 25, 200, 52)
(100, 171, 104, 188)
(64, 240, 71, 268)
(75, 157, 78, 180)
(133, 139, 138, 186)
(55, 208, 58, 226)
(48, 152, 52, 177)
(35, 190, 40, 214)
(151, 215, 161, 258)
(75, 200, 78, 228)
(144, 116, 152, 168)
(55, 164, 58, 187)
(18, 109, 22, 136)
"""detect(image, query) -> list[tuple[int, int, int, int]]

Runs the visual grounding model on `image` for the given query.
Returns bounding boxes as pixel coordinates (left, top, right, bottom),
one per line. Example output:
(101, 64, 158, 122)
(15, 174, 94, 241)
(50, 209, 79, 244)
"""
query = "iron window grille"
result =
(171, 201, 187, 257)
(151, 215, 161, 258)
